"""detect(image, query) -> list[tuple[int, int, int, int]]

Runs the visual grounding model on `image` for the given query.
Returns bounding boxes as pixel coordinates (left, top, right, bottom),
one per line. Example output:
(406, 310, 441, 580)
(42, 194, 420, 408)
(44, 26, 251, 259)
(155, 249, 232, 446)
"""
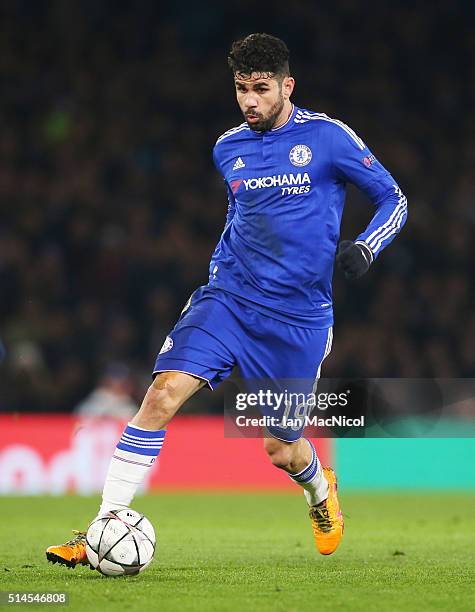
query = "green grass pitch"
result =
(1, 492, 474, 611)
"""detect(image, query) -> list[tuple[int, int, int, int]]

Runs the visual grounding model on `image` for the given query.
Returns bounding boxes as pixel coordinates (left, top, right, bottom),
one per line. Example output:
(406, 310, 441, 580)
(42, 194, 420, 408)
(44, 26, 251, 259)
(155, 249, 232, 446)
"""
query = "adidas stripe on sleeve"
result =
(331, 123, 408, 258)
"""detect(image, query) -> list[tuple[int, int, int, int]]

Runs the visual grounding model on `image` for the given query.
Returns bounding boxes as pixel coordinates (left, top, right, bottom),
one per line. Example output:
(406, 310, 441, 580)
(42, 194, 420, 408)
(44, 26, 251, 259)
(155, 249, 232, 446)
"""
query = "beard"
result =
(244, 92, 285, 132)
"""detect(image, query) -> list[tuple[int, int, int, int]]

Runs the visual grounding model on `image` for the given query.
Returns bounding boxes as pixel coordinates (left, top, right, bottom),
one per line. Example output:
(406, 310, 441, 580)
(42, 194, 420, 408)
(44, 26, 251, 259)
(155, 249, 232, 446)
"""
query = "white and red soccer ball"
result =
(86, 509, 155, 577)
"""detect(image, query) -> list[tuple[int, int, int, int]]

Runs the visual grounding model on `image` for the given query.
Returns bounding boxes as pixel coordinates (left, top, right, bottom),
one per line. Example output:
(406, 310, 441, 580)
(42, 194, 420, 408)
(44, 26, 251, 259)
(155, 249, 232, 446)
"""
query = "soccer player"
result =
(46, 33, 407, 566)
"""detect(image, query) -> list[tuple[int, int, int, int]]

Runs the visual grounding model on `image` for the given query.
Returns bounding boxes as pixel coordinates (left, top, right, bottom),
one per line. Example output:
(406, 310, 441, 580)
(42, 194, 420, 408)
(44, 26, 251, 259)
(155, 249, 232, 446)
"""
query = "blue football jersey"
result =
(209, 105, 407, 328)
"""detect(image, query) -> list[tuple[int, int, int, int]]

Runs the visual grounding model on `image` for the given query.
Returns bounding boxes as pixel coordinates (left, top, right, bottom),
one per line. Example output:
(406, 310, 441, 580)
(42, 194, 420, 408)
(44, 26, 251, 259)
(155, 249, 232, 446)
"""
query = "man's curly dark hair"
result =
(228, 33, 290, 78)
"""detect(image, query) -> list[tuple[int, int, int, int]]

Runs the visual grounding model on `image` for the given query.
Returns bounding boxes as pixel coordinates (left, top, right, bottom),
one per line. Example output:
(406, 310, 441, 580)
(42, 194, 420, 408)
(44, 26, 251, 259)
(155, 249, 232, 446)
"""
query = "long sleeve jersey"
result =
(208, 104, 407, 328)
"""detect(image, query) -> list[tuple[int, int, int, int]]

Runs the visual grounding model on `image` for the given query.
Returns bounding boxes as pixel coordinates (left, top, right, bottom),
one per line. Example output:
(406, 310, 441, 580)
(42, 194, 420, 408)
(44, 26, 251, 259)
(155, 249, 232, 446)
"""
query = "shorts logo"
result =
(159, 336, 174, 354)
(289, 144, 312, 167)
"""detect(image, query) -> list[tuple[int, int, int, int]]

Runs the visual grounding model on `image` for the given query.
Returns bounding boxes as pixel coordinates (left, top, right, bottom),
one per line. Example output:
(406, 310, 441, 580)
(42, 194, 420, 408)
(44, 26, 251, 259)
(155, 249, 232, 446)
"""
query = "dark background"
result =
(0, 0, 473, 412)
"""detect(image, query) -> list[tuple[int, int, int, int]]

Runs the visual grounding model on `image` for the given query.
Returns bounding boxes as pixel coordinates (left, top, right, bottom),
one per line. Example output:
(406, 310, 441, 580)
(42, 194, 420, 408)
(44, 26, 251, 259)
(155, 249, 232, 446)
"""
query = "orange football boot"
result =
(46, 530, 88, 568)
(309, 467, 344, 555)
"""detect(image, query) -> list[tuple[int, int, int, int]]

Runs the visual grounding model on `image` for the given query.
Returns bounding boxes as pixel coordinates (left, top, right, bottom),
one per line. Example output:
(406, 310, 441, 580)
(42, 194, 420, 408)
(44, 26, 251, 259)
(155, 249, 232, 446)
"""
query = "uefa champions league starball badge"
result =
(289, 144, 312, 166)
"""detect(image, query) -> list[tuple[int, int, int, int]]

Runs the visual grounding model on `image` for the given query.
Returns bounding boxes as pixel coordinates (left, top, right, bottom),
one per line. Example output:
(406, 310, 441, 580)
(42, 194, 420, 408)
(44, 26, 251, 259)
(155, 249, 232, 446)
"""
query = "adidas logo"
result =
(232, 157, 245, 170)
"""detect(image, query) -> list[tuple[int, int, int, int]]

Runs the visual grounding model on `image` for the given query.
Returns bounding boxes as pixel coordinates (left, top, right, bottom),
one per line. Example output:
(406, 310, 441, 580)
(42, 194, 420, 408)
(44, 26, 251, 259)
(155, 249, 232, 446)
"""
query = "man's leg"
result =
(46, 371, 205, 567)
(263, 436, 343, 555)
(46, 287, 241, 568)
(263, 437, 329, 505)
(98, 371, 205, 516)
(239, 318, 342, 555)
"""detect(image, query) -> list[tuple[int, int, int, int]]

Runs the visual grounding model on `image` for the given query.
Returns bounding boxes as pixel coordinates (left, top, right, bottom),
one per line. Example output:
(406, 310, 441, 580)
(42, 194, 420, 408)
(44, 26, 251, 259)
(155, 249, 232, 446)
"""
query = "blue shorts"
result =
(154, 286, 332, 441)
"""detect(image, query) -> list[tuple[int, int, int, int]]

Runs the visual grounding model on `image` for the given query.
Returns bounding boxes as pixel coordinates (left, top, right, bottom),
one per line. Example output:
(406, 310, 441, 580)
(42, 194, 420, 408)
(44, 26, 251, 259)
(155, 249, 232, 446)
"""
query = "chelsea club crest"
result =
(159, 336, 174, 354)
(289, 144, 312, 167)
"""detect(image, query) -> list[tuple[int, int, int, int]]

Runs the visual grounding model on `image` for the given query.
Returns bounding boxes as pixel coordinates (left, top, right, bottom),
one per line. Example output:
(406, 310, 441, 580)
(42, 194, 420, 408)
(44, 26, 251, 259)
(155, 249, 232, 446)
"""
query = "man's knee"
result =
(264, 437, 293, 470)
(140, 372, 203, 422)
(143, 377, 180, 418)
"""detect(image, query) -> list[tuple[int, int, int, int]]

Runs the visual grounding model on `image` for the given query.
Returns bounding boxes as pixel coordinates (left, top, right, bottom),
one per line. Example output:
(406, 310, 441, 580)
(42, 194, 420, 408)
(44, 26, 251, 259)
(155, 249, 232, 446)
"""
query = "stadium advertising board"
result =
(0, 415, 331, 494)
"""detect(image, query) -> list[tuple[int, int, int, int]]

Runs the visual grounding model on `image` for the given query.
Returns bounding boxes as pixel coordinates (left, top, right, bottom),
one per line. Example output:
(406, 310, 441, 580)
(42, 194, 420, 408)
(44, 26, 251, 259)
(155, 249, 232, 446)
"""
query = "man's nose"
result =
(244, 93, 258, 108)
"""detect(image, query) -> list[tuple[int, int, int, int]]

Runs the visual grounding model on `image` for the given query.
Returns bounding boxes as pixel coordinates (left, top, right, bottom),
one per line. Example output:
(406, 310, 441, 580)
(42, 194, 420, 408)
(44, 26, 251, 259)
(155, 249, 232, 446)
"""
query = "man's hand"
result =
(336, 240, 374, 280)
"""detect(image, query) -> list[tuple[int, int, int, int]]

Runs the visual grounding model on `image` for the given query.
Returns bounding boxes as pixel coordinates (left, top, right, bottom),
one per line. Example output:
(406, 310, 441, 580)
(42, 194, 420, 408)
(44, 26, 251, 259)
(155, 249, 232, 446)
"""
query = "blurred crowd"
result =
(0, 0, 474, 412)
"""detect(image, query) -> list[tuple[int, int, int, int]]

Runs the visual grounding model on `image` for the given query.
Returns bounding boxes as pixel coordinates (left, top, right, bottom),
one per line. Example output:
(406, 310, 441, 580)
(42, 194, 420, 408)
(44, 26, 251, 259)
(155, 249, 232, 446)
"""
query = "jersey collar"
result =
(249, 104, 298, 138)
(271, 103, 296, 132)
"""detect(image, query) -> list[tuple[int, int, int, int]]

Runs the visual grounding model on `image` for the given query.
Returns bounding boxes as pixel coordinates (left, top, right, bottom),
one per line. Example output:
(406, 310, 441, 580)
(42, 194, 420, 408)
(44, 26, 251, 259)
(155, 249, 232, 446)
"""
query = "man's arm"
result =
(213, 145, 236, 229)
(223, 183, 236, 229)
(331, 123, 408, 278)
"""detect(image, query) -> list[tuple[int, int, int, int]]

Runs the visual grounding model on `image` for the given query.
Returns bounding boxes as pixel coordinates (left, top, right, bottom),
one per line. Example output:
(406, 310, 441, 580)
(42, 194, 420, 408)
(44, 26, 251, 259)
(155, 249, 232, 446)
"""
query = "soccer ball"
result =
(86, 509, 155, 576)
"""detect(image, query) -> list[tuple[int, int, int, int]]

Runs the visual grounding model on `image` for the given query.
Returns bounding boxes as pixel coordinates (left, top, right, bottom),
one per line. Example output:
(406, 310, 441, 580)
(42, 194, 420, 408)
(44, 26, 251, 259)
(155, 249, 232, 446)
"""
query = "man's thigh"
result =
(153, 287, 240, 389)
(236, 313, 333, 442)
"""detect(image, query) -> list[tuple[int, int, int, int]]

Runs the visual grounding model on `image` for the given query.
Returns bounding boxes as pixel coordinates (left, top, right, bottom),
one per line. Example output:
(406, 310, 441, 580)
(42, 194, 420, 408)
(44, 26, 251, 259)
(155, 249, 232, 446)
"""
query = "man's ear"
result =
(282, 76, 295, 99)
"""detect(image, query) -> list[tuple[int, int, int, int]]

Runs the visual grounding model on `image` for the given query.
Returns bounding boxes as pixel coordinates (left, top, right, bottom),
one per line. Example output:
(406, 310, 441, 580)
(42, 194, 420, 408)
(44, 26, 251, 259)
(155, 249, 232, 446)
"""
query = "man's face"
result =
(234, 72, 292, 132)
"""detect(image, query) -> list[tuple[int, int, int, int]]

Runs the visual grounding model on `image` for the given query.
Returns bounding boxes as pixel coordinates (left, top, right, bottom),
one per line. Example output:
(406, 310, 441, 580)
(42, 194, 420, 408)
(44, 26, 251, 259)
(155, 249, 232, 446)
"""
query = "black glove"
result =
(336, 240, 373, 280)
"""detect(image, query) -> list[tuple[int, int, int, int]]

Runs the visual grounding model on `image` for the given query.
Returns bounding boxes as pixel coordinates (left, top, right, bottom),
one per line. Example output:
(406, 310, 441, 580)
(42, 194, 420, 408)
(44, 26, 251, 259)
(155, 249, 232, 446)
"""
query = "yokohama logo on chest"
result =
(242, 172, 311, 196)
